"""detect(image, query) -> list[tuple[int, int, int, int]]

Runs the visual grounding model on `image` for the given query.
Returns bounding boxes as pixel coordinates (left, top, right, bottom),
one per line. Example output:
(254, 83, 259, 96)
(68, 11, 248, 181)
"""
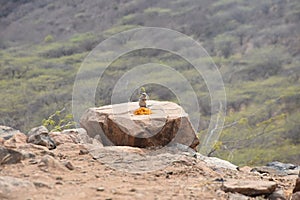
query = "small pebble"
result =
(79, 149, 89, 155)
(166, 171, 173, 175)
(64, 161, 75, 170)
(28, 159, 38, 165)
(97, 187, 105, 192)
(111, 189, 117, 194)
(34, 182, 51, 188)
(214, 178, 225, 182)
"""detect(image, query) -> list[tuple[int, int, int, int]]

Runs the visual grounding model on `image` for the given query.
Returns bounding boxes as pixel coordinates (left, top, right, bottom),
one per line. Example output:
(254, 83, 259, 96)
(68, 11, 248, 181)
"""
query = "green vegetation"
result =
(42, 108, 76, 132)
(144, 7, 172, 15)
(103, 25, 140, 37)
(0, 0, 299, 166)
(44, 35, 54, 43)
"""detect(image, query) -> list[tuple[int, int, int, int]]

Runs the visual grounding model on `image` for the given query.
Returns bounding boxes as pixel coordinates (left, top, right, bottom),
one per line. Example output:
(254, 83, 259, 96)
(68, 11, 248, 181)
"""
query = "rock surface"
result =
(267, 161, 298, 171)
(268, 189, 286, 200)
(80, 101, 200, 150)
(49, 128, 104, 149)
(294, 177, 300, 193)
(27, 126, 56, 150)
(292, 192, 300, 200)
(3, 132, 27, 148)
(221, 180, 277, 196)
(196, 153, 238, 171)
(0, 146, 24, 164)
(251, 165, 300, 176)
(227, 192, 249, 200)
(0, 176, 36, 199)
(38, 155, 66, 171)
(0, 125, 22, 140)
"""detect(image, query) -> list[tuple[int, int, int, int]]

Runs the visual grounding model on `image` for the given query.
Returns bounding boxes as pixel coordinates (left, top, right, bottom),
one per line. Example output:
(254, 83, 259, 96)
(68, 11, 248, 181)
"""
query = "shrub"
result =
(40, 46, 81, 58)
(44, 35, 54, 43)
(42, 108, 76, 132)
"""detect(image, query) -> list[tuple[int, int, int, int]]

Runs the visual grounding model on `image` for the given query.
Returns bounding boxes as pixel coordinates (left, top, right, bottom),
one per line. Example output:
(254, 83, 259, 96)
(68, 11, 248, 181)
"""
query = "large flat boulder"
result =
(222, 180, 277, 196)
(80, 100, 199, 150)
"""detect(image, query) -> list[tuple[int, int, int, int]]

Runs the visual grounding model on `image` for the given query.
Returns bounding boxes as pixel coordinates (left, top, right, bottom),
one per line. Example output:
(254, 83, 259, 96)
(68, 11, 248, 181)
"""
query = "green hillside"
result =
(0, 0, 299, 166)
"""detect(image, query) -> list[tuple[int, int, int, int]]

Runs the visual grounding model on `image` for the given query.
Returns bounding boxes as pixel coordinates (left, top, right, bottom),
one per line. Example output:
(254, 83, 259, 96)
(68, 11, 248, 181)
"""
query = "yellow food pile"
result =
(134, 107, 152, 115)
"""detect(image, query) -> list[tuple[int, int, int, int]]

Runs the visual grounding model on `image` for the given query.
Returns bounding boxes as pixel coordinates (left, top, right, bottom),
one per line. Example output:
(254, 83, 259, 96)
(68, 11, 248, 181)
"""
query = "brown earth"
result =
(0, 140, 297, 200)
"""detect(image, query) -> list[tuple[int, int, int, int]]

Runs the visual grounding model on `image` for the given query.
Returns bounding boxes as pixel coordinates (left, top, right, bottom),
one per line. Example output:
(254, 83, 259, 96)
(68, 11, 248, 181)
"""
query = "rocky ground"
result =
(0, 126, 299, 200)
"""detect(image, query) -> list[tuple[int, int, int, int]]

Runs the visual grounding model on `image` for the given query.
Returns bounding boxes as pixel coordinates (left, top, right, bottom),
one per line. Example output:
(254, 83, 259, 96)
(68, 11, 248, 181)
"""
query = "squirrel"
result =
(139, 92, 149, 108)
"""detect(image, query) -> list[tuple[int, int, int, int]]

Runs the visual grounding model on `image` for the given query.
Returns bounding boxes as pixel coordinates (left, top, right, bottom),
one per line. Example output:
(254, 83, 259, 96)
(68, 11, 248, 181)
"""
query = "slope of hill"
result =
(0, 0, 299, 166)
